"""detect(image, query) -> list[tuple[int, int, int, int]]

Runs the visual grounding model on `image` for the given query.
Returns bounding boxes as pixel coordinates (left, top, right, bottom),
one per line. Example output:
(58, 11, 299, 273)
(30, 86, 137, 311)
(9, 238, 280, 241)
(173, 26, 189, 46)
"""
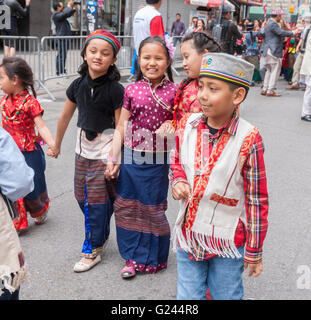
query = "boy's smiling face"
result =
(198, 76, 247, 128)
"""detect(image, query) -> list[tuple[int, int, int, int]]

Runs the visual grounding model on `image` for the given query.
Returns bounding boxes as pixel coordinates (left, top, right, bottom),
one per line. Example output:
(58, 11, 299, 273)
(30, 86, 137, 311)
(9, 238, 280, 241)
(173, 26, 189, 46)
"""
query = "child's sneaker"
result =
(35, 212, 48, 225)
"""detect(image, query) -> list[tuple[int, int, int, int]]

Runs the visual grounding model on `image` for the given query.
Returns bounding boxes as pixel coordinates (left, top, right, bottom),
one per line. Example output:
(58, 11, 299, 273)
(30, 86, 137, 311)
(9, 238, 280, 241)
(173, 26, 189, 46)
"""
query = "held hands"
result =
(105, 154, 120, 180)
(47, 143, 61, 159)
(26, 0, 31, 6)
(105, 162, 120, 180)
(244, 261, 263, 277)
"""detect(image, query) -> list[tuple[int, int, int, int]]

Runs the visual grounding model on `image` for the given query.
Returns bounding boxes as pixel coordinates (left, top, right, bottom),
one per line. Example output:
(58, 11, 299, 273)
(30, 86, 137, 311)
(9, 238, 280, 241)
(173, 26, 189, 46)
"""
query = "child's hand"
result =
(244, 261, 263, 277)
(155, 121, 175, 137)
(105, 162, 120, 180)
(172, 181, 191, 200)
(47, 147, 56, 158)
(49, 145, 61, 158)
(105, 161, 114, 180)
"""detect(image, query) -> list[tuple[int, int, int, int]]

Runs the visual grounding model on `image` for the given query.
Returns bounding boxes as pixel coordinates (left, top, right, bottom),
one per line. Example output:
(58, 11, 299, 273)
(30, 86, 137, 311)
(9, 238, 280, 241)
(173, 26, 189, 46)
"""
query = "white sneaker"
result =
(73, 255, 101, 273)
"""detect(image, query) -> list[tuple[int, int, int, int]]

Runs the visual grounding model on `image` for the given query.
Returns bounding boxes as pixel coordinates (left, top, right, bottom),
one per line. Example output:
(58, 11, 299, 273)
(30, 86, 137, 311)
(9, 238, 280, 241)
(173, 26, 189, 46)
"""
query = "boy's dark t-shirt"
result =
(207, 124, 219, 136)
(66, 72, 124, 136)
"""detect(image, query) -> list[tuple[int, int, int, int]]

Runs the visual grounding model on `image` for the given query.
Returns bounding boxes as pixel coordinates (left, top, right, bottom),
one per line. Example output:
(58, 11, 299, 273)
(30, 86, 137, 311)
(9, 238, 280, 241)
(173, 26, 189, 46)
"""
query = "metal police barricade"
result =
(115, 35, 135, 71)
(0, 35, 42, 88)
(171, 36, 183, 76)
(40, 35, 85, 101)
(40, 35, 136, 100)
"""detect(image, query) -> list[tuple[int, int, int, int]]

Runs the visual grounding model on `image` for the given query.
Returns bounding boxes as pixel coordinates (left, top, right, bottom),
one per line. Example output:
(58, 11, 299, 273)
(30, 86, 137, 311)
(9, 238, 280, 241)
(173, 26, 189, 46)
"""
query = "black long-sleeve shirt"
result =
(52, 7, 75, 36)
(209, 18, 242, 54)
(4, 0, 29, 18)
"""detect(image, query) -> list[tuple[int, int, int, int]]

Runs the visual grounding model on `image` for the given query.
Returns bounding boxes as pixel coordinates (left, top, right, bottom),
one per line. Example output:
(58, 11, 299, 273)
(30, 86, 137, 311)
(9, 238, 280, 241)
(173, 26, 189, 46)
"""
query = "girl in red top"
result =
(172, 32, 221, 130)
(0, 57, 55, 230)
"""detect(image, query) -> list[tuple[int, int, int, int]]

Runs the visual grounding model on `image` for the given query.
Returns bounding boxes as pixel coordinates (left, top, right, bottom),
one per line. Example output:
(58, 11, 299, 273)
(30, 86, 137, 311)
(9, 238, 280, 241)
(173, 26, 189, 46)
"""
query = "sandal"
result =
(35, 212, 48, 225)
(120, 265, 136, 279)
(73, 255, 101, 273)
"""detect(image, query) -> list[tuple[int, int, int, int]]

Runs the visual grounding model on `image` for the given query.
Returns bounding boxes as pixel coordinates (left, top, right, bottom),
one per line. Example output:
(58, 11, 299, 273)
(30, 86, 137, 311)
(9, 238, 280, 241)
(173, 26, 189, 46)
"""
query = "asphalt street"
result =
(16, 71, 311, 300)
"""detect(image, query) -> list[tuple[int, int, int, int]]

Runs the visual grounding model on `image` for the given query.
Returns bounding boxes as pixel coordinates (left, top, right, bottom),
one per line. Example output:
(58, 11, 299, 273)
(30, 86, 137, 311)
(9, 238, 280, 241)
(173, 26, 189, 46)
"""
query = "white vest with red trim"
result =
(174, 113, 256, 259)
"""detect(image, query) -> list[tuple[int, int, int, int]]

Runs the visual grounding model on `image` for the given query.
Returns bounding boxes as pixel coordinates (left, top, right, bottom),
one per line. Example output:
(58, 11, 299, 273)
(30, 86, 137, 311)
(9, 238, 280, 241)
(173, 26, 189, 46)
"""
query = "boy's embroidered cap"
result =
(200, 53, 254, 88)
(86, 29, 121, 54)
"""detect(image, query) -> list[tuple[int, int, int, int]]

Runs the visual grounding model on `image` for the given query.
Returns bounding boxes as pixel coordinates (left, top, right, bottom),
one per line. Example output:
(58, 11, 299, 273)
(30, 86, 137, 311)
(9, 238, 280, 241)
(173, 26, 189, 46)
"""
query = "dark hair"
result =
(78, 39, 121, 81)
(198, 19, 206, 30)
(181, 31, 221, 53)
(136, 36, 174, 83)
(0, 57, 37, 98)
(146, 0, 161, 4)
(228, 82, 249, 101)
(53, 2, 61, 11)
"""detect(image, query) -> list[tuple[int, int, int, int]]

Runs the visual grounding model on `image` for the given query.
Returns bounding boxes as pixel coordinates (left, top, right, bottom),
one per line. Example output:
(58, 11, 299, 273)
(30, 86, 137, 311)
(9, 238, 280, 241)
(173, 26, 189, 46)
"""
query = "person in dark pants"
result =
(171, 13, 186, 46)
(3, 0, 31, 57)
(52, 0, 75, 75)
(208, 5, 242, 55)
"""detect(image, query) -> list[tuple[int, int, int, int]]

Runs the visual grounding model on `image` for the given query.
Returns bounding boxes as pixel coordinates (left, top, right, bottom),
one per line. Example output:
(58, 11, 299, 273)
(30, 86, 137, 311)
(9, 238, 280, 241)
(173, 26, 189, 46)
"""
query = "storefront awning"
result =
(235, 0, 263, 6)
(186, 0, 262, 7)
(188, 0, 209, 5)
(186, 0, 235, 8)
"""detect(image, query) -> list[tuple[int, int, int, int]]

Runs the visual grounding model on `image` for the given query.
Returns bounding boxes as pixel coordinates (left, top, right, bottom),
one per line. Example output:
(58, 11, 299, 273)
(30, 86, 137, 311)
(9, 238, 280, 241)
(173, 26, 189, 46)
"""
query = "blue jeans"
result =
(176, 246, 245, 300)
(0, 288, 19, 300)
(56, 39, 68, 75)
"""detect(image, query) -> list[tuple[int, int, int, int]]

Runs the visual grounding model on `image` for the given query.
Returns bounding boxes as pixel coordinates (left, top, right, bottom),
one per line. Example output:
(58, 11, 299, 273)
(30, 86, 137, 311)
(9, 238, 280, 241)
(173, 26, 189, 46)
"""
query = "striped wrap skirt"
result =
(114, 147, 171, 274)
(74, 154, 116, 259)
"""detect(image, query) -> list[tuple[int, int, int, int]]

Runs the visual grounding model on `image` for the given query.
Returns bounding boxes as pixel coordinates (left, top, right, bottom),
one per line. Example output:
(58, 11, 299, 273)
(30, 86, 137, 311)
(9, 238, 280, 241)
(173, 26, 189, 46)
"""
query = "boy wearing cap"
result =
(170, 53, 269, 300)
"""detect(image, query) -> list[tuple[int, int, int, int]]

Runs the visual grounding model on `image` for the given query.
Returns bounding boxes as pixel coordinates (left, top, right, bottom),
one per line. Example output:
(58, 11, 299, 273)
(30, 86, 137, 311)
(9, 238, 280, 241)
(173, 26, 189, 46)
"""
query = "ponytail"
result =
(0, 57, 37, 97)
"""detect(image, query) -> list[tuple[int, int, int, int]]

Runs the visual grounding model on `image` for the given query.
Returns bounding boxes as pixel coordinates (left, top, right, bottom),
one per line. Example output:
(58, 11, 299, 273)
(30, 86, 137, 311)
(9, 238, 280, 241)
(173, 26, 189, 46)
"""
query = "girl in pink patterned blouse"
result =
(106, 36, 177, 279)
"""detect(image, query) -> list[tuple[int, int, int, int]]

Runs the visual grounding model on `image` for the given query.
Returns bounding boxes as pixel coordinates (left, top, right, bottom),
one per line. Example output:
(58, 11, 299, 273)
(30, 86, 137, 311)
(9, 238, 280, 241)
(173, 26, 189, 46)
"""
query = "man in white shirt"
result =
(132, 0, 165, 73)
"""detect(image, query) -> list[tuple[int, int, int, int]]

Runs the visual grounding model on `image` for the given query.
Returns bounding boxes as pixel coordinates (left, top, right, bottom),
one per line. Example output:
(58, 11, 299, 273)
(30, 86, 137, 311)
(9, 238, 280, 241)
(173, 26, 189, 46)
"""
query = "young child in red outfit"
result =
(0, 57, 55, 230)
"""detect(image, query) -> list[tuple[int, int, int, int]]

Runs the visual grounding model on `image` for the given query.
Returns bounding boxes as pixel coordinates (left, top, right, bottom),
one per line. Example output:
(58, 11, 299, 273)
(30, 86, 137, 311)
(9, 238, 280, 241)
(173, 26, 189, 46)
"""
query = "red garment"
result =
(1, 90, 44, 151)
(150, 15, 165, 37)
(170, 113, 269, 263)
(176, 80, 201, 123)
(13, 199, 28, 230)
(172, 79, 202, 130)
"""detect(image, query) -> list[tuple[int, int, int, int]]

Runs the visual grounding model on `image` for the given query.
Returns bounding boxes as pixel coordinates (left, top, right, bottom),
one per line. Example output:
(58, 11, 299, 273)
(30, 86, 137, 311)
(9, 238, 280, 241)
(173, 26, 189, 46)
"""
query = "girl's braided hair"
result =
(172, 32, 221, 128)
(182, 31, 222, 54)
(0, 57, 37, 98)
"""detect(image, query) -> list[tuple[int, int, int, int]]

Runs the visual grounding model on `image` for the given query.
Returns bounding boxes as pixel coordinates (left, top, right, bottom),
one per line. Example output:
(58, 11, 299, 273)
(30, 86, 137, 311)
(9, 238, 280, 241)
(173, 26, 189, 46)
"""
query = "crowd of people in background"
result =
(170, 6, 310, 120)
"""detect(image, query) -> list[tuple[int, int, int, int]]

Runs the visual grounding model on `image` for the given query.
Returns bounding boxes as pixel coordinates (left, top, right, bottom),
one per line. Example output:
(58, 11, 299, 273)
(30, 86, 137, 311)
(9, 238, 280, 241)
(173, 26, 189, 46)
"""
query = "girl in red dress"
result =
(0, 57, 55, 230)
(172, 32, 221, 130)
